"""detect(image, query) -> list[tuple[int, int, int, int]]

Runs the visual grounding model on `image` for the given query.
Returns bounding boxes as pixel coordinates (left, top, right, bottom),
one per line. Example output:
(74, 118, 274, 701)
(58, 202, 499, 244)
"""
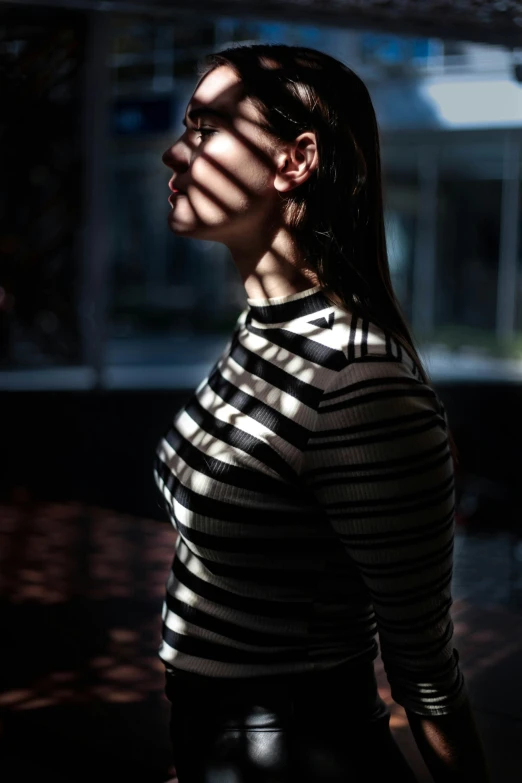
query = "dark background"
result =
(3, 383, 521, 525)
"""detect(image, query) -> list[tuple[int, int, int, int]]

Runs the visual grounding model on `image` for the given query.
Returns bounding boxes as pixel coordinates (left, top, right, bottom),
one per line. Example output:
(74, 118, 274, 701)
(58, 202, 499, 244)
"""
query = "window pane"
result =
(434, 138, 504, 347)
(0, 12, 84, 369)
(382, 145, 419, 325)
(515, 150, 522, 335)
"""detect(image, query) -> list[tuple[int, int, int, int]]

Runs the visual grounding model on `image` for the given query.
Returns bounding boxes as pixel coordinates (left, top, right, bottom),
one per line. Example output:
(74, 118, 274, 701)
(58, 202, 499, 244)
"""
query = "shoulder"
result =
(307, 302, 443, 415)
(288, 299, 424, 385)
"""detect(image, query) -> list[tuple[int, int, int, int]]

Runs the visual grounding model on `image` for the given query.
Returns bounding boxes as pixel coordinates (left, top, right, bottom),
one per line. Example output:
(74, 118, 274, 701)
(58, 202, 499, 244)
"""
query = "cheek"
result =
(191, 141, 272, 210)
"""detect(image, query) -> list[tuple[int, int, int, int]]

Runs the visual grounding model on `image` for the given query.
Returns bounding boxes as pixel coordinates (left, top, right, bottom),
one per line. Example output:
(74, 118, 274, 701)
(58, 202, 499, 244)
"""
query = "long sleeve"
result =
(301, 355, 468, 717)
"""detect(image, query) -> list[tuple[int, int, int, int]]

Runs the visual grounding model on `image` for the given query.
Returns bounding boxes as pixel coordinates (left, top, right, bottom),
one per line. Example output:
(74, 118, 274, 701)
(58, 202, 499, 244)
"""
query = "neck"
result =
(227, 223, 319, 300)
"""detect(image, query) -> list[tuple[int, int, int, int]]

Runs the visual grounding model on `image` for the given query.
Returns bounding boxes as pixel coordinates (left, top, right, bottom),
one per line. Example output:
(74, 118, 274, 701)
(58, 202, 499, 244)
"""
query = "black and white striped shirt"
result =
(154, 285, 466, 716)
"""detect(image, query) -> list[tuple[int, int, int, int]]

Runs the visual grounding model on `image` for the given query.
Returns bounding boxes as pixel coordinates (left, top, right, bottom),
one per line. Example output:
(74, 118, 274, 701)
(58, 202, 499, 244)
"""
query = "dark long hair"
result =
(198, 43, 459, 467)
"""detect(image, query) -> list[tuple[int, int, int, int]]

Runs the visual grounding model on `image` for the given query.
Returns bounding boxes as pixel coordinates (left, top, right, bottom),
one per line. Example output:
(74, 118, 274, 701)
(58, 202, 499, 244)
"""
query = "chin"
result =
(168, 217, 228, 243)
(167, 214, 198, 236)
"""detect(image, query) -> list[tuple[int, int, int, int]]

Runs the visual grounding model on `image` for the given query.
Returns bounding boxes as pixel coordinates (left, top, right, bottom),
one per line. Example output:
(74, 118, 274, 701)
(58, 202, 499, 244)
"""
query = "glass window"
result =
(0, 11, 85, 370)
(359, 32, 441, 68)
(515, 149, 522, 335)
(381, 143, 420, 325)
(434, 137, 504, 350)
(4, 14, 517, 388)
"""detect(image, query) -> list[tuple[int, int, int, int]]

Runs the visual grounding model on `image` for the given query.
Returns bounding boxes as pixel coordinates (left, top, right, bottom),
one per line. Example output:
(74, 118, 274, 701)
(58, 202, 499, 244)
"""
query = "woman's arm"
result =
(406, 694, 491, 782)
(302, 355, 491, 778)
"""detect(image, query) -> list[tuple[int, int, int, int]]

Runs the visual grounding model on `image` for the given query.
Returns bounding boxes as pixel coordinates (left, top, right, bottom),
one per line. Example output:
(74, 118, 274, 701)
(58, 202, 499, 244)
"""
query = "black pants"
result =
(165, 659, 418, 782)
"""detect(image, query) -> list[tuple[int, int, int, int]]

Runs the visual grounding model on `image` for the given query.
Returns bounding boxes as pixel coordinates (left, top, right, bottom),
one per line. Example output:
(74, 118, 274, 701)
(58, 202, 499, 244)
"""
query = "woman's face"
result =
(162, 65, 282, 247)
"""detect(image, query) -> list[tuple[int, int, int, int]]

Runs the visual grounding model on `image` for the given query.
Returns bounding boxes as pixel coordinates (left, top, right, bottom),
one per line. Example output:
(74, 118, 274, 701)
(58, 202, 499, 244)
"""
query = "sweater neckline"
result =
(247, 284, 332, 325)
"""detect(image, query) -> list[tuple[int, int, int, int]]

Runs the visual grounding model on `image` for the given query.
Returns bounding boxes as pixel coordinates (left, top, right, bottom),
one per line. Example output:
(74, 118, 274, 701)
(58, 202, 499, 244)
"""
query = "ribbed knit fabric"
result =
(154, 285, 467, 716)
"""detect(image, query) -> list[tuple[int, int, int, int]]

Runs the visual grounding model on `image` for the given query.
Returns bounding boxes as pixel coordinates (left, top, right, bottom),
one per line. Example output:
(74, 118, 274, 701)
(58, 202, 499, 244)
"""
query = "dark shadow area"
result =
(3, 381, 522, 522)
(0, 498, 177, 782)
(1, 390, 190, 519)
(1, 383, 522, 781)
(1, 494, 522, 782)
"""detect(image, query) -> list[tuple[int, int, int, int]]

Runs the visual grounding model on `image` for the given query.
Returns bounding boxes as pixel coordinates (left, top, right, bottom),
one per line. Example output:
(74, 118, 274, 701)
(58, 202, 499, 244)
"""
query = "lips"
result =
(169, 180, 186, 194)
(168, 190, 186, 206)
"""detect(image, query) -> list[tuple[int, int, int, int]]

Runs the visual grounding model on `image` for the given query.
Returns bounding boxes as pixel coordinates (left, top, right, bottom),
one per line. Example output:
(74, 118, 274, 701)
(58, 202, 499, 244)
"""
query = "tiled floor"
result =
(1, 497, 521, 781)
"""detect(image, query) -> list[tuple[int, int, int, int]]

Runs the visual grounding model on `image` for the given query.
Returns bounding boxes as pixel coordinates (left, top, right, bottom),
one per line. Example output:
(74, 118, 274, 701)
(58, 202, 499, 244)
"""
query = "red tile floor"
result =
(1, 494, 521, 781)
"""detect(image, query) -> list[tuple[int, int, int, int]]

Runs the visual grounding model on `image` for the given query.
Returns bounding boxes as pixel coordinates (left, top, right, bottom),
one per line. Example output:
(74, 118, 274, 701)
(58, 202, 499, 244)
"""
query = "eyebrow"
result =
(182, 106, 231, 127)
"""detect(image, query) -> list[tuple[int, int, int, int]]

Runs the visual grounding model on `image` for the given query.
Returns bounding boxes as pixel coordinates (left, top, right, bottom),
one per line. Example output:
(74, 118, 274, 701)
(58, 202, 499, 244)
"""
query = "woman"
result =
(154, 44, 491, 782)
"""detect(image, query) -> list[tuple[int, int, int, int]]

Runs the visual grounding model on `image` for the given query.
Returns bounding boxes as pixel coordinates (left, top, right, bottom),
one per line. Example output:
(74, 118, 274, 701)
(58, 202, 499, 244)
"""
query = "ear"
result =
(274, 131, 318, 193)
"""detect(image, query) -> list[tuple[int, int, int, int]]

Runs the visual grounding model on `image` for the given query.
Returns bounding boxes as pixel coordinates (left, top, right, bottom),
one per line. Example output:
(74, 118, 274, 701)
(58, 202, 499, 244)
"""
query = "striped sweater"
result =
(153, 285, 467, 717)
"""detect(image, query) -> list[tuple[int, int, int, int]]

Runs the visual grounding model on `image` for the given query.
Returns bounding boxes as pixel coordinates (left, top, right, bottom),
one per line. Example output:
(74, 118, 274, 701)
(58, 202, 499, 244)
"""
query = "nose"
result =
(162, 137, 190, 172)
